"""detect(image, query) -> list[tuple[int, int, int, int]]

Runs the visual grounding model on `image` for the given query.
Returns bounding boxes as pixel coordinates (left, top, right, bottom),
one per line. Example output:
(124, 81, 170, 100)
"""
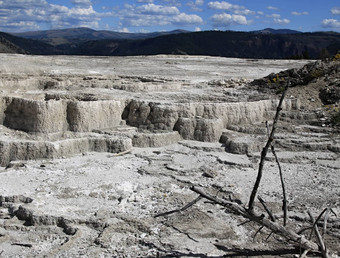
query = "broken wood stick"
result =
(258, 195, 276, 222)
(190, 186, 319, 252)
(11, 243, 33, 248)
(308, 210, 328, 258)
(113, 148, 133, 157)
(154, 196, 202, 218)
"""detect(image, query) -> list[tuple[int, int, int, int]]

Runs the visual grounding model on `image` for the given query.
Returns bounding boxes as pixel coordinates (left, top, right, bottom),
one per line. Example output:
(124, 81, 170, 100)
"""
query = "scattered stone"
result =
(202, 170, 217, 178)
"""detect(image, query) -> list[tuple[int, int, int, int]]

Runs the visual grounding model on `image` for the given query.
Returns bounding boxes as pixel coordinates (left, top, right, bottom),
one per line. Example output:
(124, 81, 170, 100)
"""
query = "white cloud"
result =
(158, 0, 181, 7)
(119, 27, 130, 32)
(234, 9, 255, 15)
(274, 18, 290, 25)
(172, 13, 203, 25)
(2, 21, 40, 31)
(71, 0, 92, 7)
(50, 4, 68, 13)
(187, 0, 204, 11)
(138, 28, 150, 33)
(120, 3, 202, 28)
(257, 11, 264, 15)
(331, 7, 340, 15)
(322, 18, 340, 28)
(195, 27, 201, 31)
(267, 13, 281, 18)
(137, 3, 180, 15)
(69, 6, 97, 16)
(0, 0, 111, 31)
(137, 0, 154, 3)
(291, 11, 309, 16)
(208, 1, 232, 10)
(267, 6, 279, 11)
(211, 13, 248, 27)
(208, 1, 242, 10)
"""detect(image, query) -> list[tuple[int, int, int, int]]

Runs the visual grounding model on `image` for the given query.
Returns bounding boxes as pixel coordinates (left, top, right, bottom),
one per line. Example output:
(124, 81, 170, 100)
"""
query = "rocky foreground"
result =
(0, 54, 339, 257)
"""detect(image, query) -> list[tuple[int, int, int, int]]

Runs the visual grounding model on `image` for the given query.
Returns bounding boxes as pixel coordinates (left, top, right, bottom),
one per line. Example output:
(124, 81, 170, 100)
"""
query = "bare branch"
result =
(308, 211, 329, 258)
(266, 120, 288, 226)
(154, 196, 202, 218)
(11, 243, 32, 248)
(237, 219, 252, 227)
(330, 208, 337, 218)
(265, 231, 274, 241)
(253, 225, 265, 239)
(248, 82, 289, 212)
(300, 249, 309, 258)
(258, 195, 276, 222)
(323, 209, 330, 237)
(191, 186, 319, 252)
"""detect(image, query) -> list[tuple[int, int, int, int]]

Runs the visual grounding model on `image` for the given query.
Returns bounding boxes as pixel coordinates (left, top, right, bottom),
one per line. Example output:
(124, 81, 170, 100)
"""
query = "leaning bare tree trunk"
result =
(248, 82, 289, 212)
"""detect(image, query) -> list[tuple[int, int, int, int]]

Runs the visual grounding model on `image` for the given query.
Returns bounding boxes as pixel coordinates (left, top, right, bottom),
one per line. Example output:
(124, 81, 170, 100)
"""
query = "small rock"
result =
(5, 162, 25, 170)
(202, 169, 218, 178)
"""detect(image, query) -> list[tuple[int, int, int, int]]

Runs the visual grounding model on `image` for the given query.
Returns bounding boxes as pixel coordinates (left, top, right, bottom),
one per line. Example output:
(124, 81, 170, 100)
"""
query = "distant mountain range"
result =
(252, 28, 302, 34)
(12, 27, 189, 46)
(1, 27, 340, 59)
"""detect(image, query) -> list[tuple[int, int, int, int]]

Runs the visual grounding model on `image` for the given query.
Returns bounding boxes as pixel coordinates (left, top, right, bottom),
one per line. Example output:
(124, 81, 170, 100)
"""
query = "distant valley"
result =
(1, 27, 340, 59)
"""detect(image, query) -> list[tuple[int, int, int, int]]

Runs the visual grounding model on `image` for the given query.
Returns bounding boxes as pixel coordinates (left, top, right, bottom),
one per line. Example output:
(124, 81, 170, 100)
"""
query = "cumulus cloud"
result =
(71, 0, 92, 7)
(207, 1, 255, 17)
(137, 0, 154, 3)
(0, 0, 110, 31)
(0, 21, 40, 31)
(234, 9, 255, 15)
(137, 3, 180, 15)
(274, 18, 290, 25)
(172, 13, 203, 24)
(208, 1, 232, 10)
(331, 7, 340, 15)
(1, 0, 47, 8)
(187, 0, 204, 12)
(211, 13, 248, 27)
(266, 13, 281, 18)
(208, 1, 242, 10)
(267, 6, 279, 10)
(119, 27, 130, 32)
(291, 11, 309, 16)
(158, 0, 182, 7)
(119, 3, 202, 28)
(322, 19, 340, 28)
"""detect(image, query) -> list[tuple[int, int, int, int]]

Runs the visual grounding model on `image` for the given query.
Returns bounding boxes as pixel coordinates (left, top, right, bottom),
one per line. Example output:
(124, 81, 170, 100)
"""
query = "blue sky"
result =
(0, 0, 339, 33)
